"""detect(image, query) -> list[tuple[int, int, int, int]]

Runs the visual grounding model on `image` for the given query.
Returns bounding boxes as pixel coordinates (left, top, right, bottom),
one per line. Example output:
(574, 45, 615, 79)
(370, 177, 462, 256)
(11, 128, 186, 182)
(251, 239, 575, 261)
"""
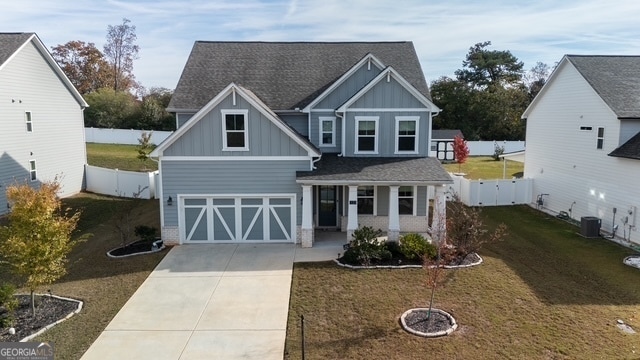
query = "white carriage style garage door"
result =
(179, 195, 296, 243)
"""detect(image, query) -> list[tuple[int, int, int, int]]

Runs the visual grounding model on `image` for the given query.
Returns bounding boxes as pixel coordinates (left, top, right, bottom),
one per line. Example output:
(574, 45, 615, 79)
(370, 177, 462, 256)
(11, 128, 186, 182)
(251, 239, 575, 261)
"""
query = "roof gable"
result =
(151, 83, 320, 157)
(337, 66, 439, 113)
(609, 131, 640, 160)
(168, 41, 430, 111)
(0, 32, 87, 108)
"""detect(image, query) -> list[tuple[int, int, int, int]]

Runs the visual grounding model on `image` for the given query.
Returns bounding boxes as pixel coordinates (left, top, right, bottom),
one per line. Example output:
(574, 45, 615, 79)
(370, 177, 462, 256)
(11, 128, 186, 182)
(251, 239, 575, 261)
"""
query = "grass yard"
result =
(442, 156, 524, 180)
(86, 143, 158, 172)
(0, 193, 166, 360)
(285, 206, 640, 359)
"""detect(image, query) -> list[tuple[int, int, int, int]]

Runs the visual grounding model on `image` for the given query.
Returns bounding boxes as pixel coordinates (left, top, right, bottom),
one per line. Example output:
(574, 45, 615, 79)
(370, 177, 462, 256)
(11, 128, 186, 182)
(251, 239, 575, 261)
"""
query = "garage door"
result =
(180, 195, 295, 243)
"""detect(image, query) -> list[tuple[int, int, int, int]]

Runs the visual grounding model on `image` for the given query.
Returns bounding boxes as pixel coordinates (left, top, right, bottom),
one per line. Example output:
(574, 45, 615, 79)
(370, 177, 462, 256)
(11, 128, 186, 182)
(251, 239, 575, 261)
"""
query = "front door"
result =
(318, 185, 337, 227)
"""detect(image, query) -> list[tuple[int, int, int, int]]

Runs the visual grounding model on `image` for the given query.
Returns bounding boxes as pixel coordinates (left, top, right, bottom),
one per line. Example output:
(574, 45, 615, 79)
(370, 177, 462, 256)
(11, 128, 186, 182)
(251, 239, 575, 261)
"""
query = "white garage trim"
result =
(178, 194, 296, 244)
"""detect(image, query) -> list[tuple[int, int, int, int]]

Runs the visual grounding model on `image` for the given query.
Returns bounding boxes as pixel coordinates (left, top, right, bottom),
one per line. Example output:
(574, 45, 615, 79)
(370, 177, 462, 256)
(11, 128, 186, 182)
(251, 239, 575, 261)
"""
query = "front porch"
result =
(296, 155, 453, 247)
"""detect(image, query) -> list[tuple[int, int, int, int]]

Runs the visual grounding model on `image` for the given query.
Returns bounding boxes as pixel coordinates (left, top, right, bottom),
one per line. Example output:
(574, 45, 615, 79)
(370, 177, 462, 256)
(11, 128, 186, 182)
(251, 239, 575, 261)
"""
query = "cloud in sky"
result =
(2, 0, 640, 89)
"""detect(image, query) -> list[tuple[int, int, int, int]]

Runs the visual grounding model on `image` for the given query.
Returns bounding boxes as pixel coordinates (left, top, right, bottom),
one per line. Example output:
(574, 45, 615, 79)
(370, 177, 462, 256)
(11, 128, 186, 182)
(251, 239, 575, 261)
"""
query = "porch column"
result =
(301, 185, 314, 248)
(431, 185, 447, 243)
(388, 185, 400, 241)
(347, 185, 359, 241)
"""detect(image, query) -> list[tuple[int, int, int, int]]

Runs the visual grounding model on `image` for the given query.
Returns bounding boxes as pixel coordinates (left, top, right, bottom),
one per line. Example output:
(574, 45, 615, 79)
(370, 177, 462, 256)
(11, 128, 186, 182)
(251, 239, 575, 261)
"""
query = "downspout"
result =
(337, 111, 345, 156)
(312, 154, 322, 170)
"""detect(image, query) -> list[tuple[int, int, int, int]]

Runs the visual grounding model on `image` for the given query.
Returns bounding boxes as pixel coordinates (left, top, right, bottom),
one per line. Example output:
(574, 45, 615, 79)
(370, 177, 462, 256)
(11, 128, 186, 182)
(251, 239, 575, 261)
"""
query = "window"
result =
(25, 111, 32, 132)
(579, 126, 592, 131)
(355, 117, 378, 153)
(221, 110, 249, 150)
(398, 186, 414, 215)
(357, 186, 375, 215)
(319, 117, 335, 146)
(395, 117, 419, 153)
(29, 160, 36, 181)
(597, 127, 604, 149)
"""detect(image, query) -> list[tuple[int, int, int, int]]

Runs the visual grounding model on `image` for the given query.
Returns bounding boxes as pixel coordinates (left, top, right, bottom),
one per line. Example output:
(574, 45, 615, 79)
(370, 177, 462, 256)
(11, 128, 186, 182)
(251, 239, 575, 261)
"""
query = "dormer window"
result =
(221, 110, 249, 151)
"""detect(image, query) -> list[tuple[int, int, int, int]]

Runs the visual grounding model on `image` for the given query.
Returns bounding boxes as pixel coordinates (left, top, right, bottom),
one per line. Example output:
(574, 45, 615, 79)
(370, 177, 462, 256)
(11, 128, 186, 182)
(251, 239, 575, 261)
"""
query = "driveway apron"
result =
(81, 244, 295, 360)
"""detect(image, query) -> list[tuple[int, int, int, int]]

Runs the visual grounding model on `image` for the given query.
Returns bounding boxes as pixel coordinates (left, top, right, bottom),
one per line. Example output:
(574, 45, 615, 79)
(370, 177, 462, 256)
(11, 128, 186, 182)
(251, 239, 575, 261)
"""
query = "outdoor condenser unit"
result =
(580, 216, 601, 238)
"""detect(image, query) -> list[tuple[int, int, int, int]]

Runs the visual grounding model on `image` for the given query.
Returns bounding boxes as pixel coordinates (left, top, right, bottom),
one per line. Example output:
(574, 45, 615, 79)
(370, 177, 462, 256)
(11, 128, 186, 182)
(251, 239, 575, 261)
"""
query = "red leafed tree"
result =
(453, 134, 470, 172)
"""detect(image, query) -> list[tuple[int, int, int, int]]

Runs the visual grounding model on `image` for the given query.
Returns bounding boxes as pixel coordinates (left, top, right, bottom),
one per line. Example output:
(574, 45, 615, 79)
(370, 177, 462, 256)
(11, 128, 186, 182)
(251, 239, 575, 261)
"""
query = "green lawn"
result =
(0, 193, 166, 360)
(285, 206, 640, 359)
(442, 156, 523, 180)
(86, 143, 157, 172)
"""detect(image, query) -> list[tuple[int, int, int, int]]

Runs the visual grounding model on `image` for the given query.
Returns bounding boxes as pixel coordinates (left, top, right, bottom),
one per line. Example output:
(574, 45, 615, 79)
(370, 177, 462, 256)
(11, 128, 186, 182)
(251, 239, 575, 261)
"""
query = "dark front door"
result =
(318, 185, 337, 227)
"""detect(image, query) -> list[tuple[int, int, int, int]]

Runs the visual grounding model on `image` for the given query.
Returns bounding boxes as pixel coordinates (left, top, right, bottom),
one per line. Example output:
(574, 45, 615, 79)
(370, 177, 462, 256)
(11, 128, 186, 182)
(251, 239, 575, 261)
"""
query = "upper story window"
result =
(357, 186, 375, 215)
(398, 186, 415, 215)
(25, 111, 33, 132)
(355, 116, 378, 154)
(596, 127, 604, 149)
(395, 116, 419, 153)
(319, 117, 335, 147)
(29, 160, 37, 181)
(221, 110, 249, 151)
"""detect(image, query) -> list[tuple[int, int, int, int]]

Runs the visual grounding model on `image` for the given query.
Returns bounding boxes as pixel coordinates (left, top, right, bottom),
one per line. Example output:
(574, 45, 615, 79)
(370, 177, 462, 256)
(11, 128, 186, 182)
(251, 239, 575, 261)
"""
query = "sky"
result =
(3, 0, 640, 90)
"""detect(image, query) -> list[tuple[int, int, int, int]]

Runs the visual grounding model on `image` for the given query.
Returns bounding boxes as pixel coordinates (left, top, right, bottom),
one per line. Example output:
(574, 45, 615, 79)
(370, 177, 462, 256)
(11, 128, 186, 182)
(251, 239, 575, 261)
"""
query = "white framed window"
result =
(25, 111, 33, 132)
(597, 127, 604, 149)
(29, 160, 37, 181)
(355, 116, 379, 154)
(357, 186, 375, 215)
(395, 116, 419, 154)
(319, 117, 336, 146)
(221, 109, 249, 151)
(398, 186, 415, 215)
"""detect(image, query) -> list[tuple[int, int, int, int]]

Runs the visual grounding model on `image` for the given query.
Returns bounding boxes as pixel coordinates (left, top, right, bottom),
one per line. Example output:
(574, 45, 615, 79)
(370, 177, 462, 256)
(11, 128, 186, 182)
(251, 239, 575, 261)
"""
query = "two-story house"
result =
(151, 41, 452, 247)
(522, 55, 640, 245)
(0, 33, 88, 214)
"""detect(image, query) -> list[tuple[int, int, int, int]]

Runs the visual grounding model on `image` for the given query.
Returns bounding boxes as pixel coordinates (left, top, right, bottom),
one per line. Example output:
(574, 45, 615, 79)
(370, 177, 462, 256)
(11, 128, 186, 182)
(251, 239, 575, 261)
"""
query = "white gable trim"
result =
(0, 34, 88, 108)
(522, 56, 570, 119)
(150, 83, 321, 158)
(302, 53, 385, 112)
(336, 66, 440, 113)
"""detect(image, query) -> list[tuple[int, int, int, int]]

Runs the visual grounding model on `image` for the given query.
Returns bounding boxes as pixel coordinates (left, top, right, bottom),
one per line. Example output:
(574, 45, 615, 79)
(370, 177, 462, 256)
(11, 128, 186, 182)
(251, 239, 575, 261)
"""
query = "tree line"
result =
(52, 22, 549, 139)
(51, 18, 174, 131)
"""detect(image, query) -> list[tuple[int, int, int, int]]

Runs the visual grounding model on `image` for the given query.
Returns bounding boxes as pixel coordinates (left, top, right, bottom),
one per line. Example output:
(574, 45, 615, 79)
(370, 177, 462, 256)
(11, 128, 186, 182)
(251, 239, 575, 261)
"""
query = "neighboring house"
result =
(151, 41, 452, 247)
(0, 33, 88, 215)
(430, 129, 463, 161)
(522, 55, 640, 244)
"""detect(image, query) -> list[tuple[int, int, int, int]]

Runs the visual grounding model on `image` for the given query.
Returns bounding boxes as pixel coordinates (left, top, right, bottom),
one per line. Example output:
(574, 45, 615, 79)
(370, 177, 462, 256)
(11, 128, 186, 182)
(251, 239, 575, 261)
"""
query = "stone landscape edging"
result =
(107, 239, 165, 259)
(19, 294, 83, 342)
(333, 253, 483, 269)
(400, 308, 458, 337)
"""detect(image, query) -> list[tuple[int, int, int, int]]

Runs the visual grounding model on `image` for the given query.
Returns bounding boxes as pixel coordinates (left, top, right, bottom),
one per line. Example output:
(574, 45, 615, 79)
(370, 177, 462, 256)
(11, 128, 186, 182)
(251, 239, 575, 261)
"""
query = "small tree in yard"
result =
(423, 239, 452, 327)
(453, 134, 469, 173)
(0, 181, 85, 316)
(114, 186, 148, 248)
(137, 131, 153, 171)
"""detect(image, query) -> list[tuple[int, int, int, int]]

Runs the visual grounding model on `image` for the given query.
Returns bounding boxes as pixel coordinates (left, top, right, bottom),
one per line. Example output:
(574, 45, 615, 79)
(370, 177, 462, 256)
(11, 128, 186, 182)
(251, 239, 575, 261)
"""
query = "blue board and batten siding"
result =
(314, 62, 382, 110)
(164, 94, 308, 157)
(280, 114, 308, 137)
(0, 40, 86, 214)
(161, 160, 310, 227)
(176, 113, 196, 128)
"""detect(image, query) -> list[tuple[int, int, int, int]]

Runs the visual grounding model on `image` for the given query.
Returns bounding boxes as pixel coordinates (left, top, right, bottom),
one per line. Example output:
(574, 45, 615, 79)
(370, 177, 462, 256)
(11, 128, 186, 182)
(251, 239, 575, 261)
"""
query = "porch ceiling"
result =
(296, 154, 452, 185)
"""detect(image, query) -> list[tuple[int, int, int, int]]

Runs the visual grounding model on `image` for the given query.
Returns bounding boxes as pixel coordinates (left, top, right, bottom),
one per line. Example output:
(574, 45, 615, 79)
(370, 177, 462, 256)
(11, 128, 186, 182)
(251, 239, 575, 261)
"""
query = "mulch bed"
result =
(337, 252, 482, 268)
(403, 309, 453, 335)
(108, 239, 162, 257)
(0, 295, 80, 342)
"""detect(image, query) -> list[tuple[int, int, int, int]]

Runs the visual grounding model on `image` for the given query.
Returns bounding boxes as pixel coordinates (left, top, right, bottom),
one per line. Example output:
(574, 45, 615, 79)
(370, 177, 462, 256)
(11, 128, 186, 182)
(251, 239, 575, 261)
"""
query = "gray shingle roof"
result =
(297, 154, 452, 183)
(169, 41, 430, 111)
(432, 129, 462, 140)
(567, 55, 640, 118)
(0, 33, 33, 67)
(609, 130, 640, 160)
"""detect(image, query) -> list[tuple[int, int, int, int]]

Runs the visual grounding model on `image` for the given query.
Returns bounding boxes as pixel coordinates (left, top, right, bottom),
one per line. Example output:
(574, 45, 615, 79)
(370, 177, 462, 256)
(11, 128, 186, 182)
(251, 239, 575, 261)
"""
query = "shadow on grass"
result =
(480, 205, 640, 306)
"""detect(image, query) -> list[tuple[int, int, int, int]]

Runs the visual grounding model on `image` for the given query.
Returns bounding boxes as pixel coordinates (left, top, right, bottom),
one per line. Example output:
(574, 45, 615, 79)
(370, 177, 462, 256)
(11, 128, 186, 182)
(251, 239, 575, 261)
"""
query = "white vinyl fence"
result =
(430, 140, 525, 158)
(85, 165, 159, 199)
(447, 174, 533, 206)
(85, 127, 173, 145)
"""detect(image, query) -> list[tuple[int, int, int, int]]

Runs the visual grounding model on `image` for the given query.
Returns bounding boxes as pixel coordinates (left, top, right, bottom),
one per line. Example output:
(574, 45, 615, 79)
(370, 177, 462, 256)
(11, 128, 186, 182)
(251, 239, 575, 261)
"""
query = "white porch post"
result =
(388, 185, 400, 241)
(425, 185, 431, 230)
(301, 185, 314, 248)
(347, 185, 359, 241)
(431, 185, 447, 243)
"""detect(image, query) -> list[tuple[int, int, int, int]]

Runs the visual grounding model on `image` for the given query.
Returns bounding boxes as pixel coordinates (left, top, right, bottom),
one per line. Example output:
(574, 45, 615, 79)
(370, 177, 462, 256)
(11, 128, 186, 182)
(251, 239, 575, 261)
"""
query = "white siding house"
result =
(0, 33, 88, 214)
(522, 55, 640, 245)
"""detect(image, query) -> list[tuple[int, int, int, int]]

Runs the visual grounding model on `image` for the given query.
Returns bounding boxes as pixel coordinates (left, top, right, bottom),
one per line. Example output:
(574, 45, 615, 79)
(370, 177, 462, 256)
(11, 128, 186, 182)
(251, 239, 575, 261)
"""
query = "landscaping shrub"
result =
(134, 225, 158, 242)
(344, 226, 386, 266)
(0, 284, 18, 328)
(447, 196, 507, 255)
(399, 233, 437, 260)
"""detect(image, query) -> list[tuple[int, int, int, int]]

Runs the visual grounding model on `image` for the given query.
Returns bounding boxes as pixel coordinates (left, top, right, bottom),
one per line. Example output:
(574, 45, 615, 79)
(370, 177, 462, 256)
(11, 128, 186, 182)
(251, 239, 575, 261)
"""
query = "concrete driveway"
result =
(81, 244, 298, 360)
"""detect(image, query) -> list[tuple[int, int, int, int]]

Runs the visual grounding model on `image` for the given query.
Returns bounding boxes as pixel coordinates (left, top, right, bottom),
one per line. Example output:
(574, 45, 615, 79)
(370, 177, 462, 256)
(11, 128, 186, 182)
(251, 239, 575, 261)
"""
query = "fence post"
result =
(301, 314, 306, 360)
